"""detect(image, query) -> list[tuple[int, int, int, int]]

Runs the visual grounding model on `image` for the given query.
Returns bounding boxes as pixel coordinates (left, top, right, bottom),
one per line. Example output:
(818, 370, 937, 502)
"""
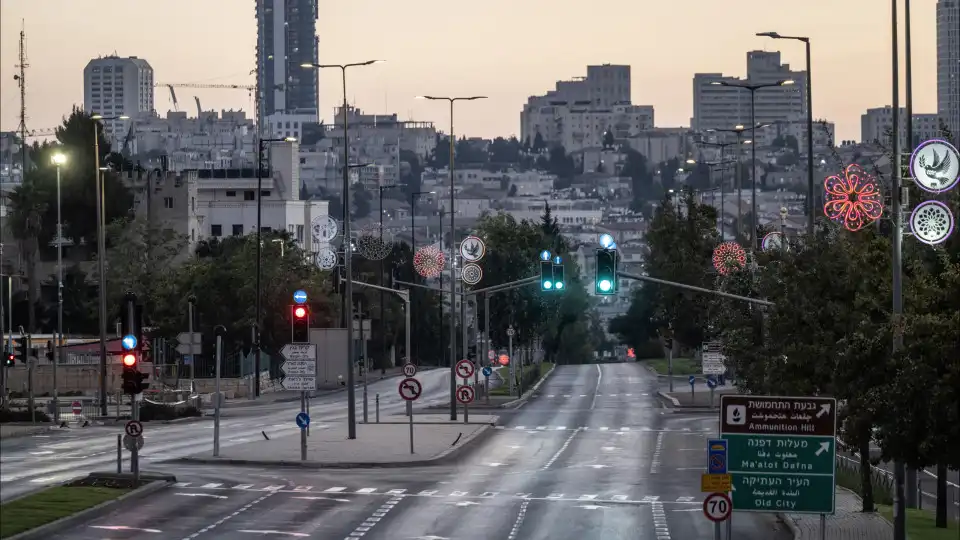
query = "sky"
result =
(0, 0, 941, 143)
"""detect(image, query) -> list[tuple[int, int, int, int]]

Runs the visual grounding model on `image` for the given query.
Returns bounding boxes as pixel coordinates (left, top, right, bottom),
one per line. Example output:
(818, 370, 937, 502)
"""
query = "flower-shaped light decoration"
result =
(823, 164, 884, 231)
(413, 245, 445, 278)
(712, 242, 747, 275)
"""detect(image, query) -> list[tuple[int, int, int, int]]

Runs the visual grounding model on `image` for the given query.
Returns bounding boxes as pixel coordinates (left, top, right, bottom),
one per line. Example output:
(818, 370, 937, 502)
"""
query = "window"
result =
(163, 197, 174, 209)
(232, 224, 243, 236)
(211, 224, 222, 237)
(296, 225, 304, 243)
(225, 190, 236, 197)
(260, 190, 271, 197)
(260, 227, 272, 233)
(244, 191, 255, 201)
(288, 224, 295, 234)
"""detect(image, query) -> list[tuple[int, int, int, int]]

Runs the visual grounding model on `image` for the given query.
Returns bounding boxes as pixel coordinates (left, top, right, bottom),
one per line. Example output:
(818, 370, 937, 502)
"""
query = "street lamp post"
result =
(706, 125, 760, 242)
(254, 136, 296, 398)
(409, 190, 434, 365)
(51, 153, 66, 422)
(711, 80, 794, 248)
(90, 114, 128, 416)
(377, 184, 398, 372)
(302, 60, 384, 440)
(416, 95, 488, 421)
(696, 141, 737, 234)
(757, 32, 815, 236)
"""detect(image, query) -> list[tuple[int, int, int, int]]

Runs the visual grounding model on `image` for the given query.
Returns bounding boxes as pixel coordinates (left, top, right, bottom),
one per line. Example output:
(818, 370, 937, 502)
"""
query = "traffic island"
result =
(172, 414, 498, 469)
(0, 473, 173, 539)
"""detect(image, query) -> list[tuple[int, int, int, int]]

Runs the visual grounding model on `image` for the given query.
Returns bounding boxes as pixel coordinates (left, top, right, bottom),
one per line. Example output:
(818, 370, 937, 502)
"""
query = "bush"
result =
(137, 403, 202, 422)
(0, 408, 52, 423)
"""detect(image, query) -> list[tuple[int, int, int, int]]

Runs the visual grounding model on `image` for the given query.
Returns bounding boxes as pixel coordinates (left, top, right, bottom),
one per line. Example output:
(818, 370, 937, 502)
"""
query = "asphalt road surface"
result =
(40, 363, 793, 539)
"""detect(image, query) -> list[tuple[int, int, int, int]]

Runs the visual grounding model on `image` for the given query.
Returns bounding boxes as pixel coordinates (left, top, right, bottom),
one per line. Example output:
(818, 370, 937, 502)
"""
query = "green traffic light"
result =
(543, 280, 553, 290)
(556, 282, 564, 290)
(598, 279, 613, 292)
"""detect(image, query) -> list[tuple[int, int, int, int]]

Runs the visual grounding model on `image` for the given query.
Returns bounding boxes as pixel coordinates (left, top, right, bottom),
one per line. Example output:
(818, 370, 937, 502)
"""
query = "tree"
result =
(621, 149, 655, 202)
(488, 137, 522, 164)
(532, 132, 546, 153)
(428, 133, 451, 169)
(602, 130, 615, 149)
(399, 149, 423, 194)
(42, 265, 98, 335)
(351, 183, 372, 219)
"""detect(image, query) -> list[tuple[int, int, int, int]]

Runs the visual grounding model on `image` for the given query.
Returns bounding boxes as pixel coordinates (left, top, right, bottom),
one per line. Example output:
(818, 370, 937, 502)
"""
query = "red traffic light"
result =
(294, 306, 307, 319)
(122, 353, 137, 367)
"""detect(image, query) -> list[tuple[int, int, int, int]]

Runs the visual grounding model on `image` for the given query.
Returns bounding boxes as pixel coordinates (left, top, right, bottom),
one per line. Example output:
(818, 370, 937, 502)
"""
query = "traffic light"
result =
(291, 304, 310, 342)
(17, 337, 29, 364)
(552, 256, 565, 291)
(4, 352, 14, 367)
(595, 248, 618, 295)
(540, 261, 554, 291)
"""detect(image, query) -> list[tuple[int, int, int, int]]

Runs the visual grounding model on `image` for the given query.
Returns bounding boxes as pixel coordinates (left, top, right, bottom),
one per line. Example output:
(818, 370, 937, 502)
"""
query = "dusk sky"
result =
(0, 0, 940, 143)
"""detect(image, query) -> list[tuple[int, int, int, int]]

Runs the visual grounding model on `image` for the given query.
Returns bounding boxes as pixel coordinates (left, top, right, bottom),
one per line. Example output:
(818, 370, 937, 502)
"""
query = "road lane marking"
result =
(175, 493, 228, 499)
(650, 432, 664, 474)
(238, 530, 308, 537)
(181, 492, 276, 540)
(507, 500, 530, 540)
(346, 496, 404, 539)
(541, 428, 581, 470)
(324, 487, 347, 492)
(651, 500, 671, 539)
(91, 525, 162, 533)
(590, 364, 602, 410)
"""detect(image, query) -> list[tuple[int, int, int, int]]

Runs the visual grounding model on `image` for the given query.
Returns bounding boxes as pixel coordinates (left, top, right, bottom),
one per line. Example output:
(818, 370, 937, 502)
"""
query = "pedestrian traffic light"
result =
(291, 304, 310, 343)
(552, 256, 565, 291)
(595, 248, 618, 295)
(4, 353, 14, 367)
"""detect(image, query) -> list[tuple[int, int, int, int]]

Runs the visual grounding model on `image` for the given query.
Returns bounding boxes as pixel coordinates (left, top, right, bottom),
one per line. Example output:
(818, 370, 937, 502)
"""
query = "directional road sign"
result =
(455, 359, 475, 380)
(125, 420, 143, 438)
(706, 376, 717, 389)
(281, 377, 316, 391)
(701, 474, 732, 493)
(720, 395, 837, 514)
(708, 439, 727, 474)
(293, 290, 308, 304)
(296, 412, 310, 429)
(280, 343, 317, 390)
(481, 366, 492, 377)
(688, 375, 696, 387)
(402, 363, 417, 377)
(123, 434, 144, 452)
(399, 377, 422, 401)
(456, 385, 475, 404)
(177, 332, 201, 356)
(703, 492, 732, 522)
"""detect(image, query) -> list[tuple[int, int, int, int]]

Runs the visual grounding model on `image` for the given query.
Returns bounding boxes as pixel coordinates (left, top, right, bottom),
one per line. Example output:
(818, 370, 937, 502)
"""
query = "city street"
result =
(39, 363, 791, 539)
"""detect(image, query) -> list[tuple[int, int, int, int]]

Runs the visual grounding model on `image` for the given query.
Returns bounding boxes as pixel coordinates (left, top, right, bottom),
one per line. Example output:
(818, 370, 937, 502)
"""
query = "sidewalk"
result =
(175, 413, 498, 468)
(779, 487, 892, 539)
(658, 383, 738, 408)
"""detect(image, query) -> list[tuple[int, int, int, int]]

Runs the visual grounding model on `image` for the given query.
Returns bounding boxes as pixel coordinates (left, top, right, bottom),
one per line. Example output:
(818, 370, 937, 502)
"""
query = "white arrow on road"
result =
(237, 531, 309, 537)
(577, 505, 608, 510)
(815, 441, 831, 456)
(450, 501, 480, 506)
(291, 496, 351, 502)
(816, 403, 832, 418)
(174, 492, 228, 499)
(90, 526, 162, 533)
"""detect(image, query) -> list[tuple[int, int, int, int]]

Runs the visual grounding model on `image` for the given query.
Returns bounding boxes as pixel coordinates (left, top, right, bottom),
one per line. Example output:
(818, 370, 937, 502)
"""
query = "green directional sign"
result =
(720, 395, 837, 515)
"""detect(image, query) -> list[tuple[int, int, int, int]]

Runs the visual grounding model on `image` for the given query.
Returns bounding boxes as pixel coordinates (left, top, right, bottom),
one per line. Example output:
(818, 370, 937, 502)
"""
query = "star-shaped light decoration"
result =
(823, 164, 883, 231)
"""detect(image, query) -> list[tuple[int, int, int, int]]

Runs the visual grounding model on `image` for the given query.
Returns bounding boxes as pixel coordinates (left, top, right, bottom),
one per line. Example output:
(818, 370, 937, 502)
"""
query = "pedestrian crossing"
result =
(494, 425, 714, 433)
(170, 481, 702, 505)
(534, 393, 651, 398)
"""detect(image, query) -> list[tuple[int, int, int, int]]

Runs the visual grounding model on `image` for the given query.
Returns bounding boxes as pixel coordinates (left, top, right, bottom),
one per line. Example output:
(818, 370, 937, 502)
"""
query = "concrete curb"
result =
(170, 423, 498, 470)
(656, 391, 681, 407)
(775, 512, 802, 539)
(5, 480, 171, 540)
(498, 364, 556, 409)
(159, 415, 209, 425)
(0, 425, 51, 440)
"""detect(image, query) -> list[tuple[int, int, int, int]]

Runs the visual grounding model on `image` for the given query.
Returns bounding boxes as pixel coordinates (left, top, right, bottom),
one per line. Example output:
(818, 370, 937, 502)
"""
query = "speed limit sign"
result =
(703, 492, 732, 522)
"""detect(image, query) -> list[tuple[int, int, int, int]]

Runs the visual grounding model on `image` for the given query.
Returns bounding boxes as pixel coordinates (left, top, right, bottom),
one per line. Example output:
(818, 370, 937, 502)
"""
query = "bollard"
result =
(375, 394, 380, 423)
(116, 434, 122, 474)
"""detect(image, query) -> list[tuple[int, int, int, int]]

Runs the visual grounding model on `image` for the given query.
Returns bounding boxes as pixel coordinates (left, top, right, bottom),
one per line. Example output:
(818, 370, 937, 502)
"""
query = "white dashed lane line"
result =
(650, 432, 664, 474)
(182, 492, 275, 539)
(507, 500, 530, 539)
(541, 428, 581, 470)
(652, 500, 671, 539)
(345, 496, 404, 539)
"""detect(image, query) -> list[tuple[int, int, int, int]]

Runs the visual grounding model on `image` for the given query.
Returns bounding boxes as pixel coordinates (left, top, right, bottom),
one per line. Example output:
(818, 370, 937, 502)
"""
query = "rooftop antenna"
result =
(15, 20, 29, 174)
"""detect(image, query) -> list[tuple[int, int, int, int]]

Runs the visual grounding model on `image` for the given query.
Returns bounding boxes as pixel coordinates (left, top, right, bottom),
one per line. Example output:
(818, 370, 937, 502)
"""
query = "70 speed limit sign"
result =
(703, 492, 732, 522)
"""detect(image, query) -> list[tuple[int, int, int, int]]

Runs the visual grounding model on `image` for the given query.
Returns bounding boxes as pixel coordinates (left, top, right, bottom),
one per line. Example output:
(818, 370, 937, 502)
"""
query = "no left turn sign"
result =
(456, 359, 475, 379)
(703, 492, 732, 522)
(399, 377, 422, 401)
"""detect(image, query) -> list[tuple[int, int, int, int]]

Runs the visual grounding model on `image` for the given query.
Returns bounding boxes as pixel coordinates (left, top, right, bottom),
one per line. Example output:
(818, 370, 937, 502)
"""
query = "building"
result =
(256, 0, 319, 118)
(751, 120, 836, 151)
(860, 107, 942, 147)
(128, 109, 258, 171)
(937, 0, 959, 142)
(692, 51, 807, 132)
(83, 55, 155, 141)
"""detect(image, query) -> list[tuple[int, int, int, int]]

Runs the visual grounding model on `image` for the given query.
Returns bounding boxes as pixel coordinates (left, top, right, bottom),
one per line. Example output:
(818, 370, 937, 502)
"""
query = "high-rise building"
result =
(692, 51, 806, 133)
(83, 55, 154, 143)
(256, 0, 319, 121)
(937, 0, 959, 143)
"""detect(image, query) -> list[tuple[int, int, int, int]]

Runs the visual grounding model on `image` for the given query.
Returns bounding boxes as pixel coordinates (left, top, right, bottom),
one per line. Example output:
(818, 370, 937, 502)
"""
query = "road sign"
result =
(706, 376, 717, 389)
(293, 290, 308, 304)
(71, 401, 82, 415)
(123, 434, 144, 452)
(399, 377, 422, 401)
(909, 138, 960, 193)
(701, 474, 732, 493)
(125, 420, 143, 438)
(482, 366, 492, 377)
(703, 492, 732, 522)
(506, 326, 515, 337)
(296, 412, 310, 429)
(688, 375, 696, 387)
(280, 344, 317, 388)
(487, 350, 495, 361)
(708, 439, 727, 474)
(456, 385, 475, 404)
(281, 377, 316, 391)
(460, 236, 486, 262)
(455, 359, 475, 379)
(402, 363, 417, 377)
(177, 332, 201, 356)
(721, 395, 837, 514)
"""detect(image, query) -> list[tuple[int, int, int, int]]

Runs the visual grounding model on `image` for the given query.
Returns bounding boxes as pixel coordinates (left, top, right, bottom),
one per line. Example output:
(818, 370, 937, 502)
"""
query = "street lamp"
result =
(301, 60, 384, 440)
(757, 32, 815, 236)
(409, 190, 435, 365)
(377, 183, 399, 376)
(254, 135, 296, 397)
(90, 114, 128, 416)
(50, 153, 67, 422)
(697, 140, 739, 234)
(710, 79, 794, 248)
(706, 125, 762, 242)
(415, 94, 488, 421)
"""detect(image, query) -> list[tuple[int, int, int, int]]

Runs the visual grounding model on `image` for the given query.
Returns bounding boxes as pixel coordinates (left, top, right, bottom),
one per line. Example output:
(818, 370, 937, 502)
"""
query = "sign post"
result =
(688, 375, 696, 400)
(399, 377, 422, 454)
(720, 395, 837, 517)
(482, 366, 492, 405)
(707, 376, 717, 407)
(456, 360, 475, 423)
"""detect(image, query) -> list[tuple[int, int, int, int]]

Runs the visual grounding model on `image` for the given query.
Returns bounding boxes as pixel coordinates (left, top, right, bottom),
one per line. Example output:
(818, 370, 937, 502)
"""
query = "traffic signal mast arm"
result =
(393, 275, 539, 296)
(616, 271, 774, 307)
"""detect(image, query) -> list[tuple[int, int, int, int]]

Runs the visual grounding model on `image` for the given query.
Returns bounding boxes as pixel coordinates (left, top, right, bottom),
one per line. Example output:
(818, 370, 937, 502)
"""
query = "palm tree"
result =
(7, 175, 49, 333)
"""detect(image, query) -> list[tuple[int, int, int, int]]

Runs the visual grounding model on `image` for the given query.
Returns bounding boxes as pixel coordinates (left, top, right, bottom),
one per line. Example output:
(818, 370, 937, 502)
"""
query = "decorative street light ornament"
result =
(315, 247, 338, 270)
(712, 242, 747, 275)
(311, 215, 339, 242)
(761, 231, 785, 252)
(414, 244, 445, 278)
(823, 164, 884, 232)
(354, 224, 394, 261)
(909, 139, 960, 193)
(460, 236, 486, 263)
(461, 262, 483, 285)
(909, 200, 955, 246)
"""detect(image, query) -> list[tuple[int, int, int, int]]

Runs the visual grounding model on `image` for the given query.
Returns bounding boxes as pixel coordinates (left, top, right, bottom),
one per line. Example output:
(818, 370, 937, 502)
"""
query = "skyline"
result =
(0, 0, 942, 144)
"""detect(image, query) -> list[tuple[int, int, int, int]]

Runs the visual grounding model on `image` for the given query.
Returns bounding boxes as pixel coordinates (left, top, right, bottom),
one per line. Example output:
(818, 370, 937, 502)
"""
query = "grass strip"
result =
(0, 485, 132, 538)
(645, 357, 700, 376)
(878, 505, 957, 539)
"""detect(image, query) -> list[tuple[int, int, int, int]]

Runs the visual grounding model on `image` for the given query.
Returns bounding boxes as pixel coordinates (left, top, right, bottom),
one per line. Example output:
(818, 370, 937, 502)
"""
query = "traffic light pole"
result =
(616, 272, 774, 307)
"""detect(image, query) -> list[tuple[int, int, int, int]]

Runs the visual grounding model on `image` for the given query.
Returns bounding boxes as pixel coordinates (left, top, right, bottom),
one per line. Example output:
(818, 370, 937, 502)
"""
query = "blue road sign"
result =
(293, 290, 308, 304)
(482, 366, 492, 377)
(706, 376, 718, 389)
(708, 438, 728, 474)
(688, 375, 696, 386)
(121, 335, 137, 350)
(295, 412, 310, 429)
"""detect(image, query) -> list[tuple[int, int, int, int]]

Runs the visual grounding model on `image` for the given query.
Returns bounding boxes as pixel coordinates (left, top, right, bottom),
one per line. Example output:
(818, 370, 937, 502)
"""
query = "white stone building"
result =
(860, 107, 942, 146)
(83, 55, 155, 142)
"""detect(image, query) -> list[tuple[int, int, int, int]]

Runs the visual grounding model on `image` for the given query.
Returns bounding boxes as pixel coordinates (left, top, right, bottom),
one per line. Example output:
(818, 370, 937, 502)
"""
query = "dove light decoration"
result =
(823, 164, 884, 232)
(909, 139, 960, 193)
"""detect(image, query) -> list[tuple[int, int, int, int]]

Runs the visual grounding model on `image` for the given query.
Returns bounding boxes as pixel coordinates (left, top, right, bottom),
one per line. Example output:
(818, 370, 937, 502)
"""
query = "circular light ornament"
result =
(461, 263, 483, 285)
(315, 247, 337, 270)
(909, 200, 955, 245)
(414, 245, 445, 278)
(761, 232, 784, 252)
(597, 279, 613, 292)
(355, 225, 394, 261)
(712, 242, 747, 275)
(909, 139, 960, 193)
(823, 164, 883, 231)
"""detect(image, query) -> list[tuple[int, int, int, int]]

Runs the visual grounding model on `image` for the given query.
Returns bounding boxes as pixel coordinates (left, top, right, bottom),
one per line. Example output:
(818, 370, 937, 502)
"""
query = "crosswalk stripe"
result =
(599, 427, 609, 431)
(536, 426, 546, 430)
(556, 426, 566, 431)
(357, 488, 378, 493)
(201, 483, 223, 489)
(324, 487, 347, 492)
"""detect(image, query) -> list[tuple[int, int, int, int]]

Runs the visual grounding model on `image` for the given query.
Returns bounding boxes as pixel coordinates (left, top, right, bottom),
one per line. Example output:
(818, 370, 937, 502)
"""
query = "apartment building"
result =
(83, 55, 155, 141)
(256, 0, 319, 118)
(130, 109, 258, 170)
(860, 107, 942, 147)
(937, 0, 959, 142)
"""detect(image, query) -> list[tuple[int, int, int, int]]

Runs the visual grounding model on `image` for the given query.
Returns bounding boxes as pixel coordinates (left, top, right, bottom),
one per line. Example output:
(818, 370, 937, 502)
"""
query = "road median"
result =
(172, 414, 499, 469)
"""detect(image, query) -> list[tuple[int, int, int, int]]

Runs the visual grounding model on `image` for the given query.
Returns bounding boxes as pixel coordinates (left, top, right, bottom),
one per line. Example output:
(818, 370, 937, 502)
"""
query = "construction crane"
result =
(155, 82, 283, 133)
(0, 127, 56, 139)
